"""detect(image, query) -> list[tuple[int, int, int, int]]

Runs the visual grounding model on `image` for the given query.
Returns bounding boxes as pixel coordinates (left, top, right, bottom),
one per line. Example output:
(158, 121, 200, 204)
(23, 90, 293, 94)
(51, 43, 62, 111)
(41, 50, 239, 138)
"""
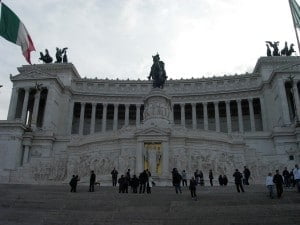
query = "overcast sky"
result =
(0, 0, 298, 119)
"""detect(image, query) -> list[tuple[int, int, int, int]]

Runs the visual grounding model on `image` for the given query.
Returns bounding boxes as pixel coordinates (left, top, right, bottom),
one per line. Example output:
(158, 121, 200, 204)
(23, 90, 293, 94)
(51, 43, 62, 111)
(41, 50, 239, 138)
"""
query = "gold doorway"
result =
(144, 142, 162, 175)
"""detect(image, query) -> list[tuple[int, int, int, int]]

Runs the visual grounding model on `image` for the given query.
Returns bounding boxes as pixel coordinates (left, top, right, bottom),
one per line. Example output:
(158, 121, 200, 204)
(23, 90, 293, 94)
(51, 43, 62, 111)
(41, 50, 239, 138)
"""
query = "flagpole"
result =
(289, 0, 300, 54)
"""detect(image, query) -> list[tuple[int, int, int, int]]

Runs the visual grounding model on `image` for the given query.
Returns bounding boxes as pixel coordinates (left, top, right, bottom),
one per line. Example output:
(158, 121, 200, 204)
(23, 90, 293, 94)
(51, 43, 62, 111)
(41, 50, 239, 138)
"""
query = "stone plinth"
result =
(143, 88, 172, 128)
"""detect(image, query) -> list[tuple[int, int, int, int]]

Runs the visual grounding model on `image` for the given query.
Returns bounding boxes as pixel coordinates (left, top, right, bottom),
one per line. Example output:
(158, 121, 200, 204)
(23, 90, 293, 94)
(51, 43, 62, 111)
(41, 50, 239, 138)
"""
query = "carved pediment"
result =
(136, 127, 171, 137)
(11, 70, 57, 81)
(273, 62, 300, 73)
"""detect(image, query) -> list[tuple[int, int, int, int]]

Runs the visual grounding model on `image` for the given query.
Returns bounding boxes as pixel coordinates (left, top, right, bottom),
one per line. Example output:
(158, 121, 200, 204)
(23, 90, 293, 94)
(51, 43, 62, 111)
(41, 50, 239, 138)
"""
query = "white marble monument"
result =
(0, 56, 299, 185)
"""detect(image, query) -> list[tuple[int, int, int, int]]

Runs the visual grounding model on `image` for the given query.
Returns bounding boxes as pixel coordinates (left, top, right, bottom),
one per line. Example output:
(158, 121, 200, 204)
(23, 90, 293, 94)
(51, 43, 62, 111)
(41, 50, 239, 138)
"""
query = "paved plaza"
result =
(0, 184, 299, 225)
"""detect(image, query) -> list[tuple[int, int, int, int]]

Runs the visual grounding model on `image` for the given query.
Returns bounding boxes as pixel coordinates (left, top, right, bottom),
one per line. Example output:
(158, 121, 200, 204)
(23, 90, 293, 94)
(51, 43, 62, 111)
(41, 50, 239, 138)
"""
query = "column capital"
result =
(225, 100, 231, 104)
(236, 99, 242, 103)
(136, 103, 141, 108)
(92, 102, 97, 107)
(24, 87, 30, 92)
(102, 103, 108, 107)
(114, 103, 119, 107)
(180, 103, 185, 107)
(213, 101, 219, 106)
(203, 102, 208, 106)
(247, 98, 253, 103)
(125, 103, 130, 108)
(191, 102, 196, 107)
(81, 102, 86, 106)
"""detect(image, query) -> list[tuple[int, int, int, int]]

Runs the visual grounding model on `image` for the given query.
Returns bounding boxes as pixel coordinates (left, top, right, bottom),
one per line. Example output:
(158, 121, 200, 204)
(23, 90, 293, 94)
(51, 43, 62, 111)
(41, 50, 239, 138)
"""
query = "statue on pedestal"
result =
(148, 53, 167, 89)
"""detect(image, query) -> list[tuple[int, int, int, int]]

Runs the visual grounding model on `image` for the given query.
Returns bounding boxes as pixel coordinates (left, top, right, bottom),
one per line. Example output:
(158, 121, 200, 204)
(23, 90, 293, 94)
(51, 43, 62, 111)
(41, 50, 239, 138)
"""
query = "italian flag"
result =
(0, 1, 35, 64)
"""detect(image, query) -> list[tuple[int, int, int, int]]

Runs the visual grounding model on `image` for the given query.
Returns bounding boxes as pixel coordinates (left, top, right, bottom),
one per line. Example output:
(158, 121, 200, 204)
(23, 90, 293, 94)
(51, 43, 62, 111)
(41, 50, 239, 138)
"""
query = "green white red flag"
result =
(0, 1, 35, 64)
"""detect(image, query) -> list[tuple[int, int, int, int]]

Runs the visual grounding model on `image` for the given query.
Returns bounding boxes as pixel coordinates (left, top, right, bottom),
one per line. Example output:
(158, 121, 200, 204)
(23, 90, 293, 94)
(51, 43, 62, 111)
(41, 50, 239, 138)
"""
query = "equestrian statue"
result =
(148, 53, 167, 89)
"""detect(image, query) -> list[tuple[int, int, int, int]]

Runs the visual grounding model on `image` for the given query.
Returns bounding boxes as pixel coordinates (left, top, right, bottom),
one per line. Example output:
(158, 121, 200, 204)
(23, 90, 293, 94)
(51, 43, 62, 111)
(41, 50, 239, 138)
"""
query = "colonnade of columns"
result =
(173, 98, 263, 133)
(280, 78, 300, 125)
(8, 87, 48, 129)
(71, 103, 143, 135)
(71, 97, 265, 135)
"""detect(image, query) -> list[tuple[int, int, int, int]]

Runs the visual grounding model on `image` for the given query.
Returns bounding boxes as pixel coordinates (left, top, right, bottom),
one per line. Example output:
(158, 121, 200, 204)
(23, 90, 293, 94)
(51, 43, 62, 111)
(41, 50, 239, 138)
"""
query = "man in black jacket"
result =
(233, 169, 245, 193)
(139, 170, 148, 193)
(243, 166, 251, 185)
(111, 168, 118, 186)
(273, 170, 284, 198)
(89, 170, 96, 192)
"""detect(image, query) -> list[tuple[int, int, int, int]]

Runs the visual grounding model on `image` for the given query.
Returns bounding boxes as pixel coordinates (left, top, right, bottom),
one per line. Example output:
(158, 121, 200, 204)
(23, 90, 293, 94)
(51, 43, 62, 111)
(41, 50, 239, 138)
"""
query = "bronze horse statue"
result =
(148, 54, 167, 88)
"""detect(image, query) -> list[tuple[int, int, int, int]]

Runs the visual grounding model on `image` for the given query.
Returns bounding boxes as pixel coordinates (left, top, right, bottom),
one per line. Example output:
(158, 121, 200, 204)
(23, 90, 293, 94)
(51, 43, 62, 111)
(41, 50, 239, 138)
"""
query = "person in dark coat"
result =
(69, 175, 76, 192)
(118, 175, 125, 193)
(173, 170, 182, 194)
(282, 167, 290, 188)
(218, 175, 224, 186)
(131, 175, 139, 193)
(89, 170, 96, 192)
(139, 170, 148, 193)
(273, 170, 284, 198)
(209, 170, 214, 186)
(233, 169, 245, 193)
(189, 176, 197, 199)
(243, 166, 251, 185)
(69, 175, 79, 192)
(111, 168, 118, 186)
(223, 175, 228, 186)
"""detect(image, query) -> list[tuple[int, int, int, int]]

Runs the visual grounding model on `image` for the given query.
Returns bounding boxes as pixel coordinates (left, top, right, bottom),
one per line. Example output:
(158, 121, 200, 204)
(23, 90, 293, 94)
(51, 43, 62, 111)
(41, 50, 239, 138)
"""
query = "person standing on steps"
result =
(209, 169, 214, 186)
(182, 170, 187, 187)
(233, 169, 245, 193)
(293, 164, 300, 192)
(139, 170, 148, 194)
(111, 168, 118, 187)
(282, 167, 290, 188)
(243, 166, 251, 185)
(273, 170, 284, 198)
(266, 172, 274, 199)
(89, 170, 96, 192)
(189, 176, 197, 200)
(173, 169, 182, 194)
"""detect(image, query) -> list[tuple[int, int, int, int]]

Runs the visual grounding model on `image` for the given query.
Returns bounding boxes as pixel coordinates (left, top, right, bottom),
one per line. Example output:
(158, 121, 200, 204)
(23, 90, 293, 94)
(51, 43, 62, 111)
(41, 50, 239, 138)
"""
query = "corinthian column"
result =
(192, 103, 197, 129)
(248, 98, 255, 132)
(214, 101, 220, 132)
(79, 102, 86, 135)
(293, 81, 300, 122)
(102, 103, 107, 132)
(7, 87, 18, 120)
(203, 102, 208, 130)
(136, 104, 141, 126)
(21, 88, 30, 123)
(31, 90, 41, 129)
(113, 103, 119, 131)
(180, 104, 185, 127)
(278, 78, 291, 125)
(225, 101, 232, 133)
(259, 97, 267, 131)
(90, 103, 96, 134)
(125, 104, 129, 126)
(237, 99, 244, 133)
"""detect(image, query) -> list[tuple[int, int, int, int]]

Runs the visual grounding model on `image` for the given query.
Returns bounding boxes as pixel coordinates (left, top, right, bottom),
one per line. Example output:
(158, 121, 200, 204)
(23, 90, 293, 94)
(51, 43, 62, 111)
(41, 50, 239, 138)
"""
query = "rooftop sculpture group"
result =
(266, 41, 295, 56)
(148, 53, 167, 89)
(39, 47, 68, 64)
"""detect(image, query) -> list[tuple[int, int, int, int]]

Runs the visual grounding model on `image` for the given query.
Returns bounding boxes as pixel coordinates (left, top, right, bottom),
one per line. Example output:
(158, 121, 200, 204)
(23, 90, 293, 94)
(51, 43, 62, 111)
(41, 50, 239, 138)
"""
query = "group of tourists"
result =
(68, 164, 300, 201)
(116, 169, 154, 194)
(266, 164, 300, 199)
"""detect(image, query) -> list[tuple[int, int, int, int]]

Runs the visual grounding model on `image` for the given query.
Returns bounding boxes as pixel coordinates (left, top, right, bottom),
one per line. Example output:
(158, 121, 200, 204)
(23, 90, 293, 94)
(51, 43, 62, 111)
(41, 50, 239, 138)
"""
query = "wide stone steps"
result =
(0, 184, 299, 225)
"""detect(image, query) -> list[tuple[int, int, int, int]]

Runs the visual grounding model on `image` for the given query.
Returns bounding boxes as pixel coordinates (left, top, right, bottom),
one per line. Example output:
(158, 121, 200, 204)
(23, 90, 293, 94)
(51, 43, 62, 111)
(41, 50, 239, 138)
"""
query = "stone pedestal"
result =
(143, 88, 172, 128)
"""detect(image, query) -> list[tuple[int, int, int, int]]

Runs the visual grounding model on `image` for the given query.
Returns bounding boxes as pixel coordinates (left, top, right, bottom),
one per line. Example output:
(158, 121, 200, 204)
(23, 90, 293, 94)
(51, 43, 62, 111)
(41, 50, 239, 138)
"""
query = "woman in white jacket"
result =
(266, 173, 274, 199)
